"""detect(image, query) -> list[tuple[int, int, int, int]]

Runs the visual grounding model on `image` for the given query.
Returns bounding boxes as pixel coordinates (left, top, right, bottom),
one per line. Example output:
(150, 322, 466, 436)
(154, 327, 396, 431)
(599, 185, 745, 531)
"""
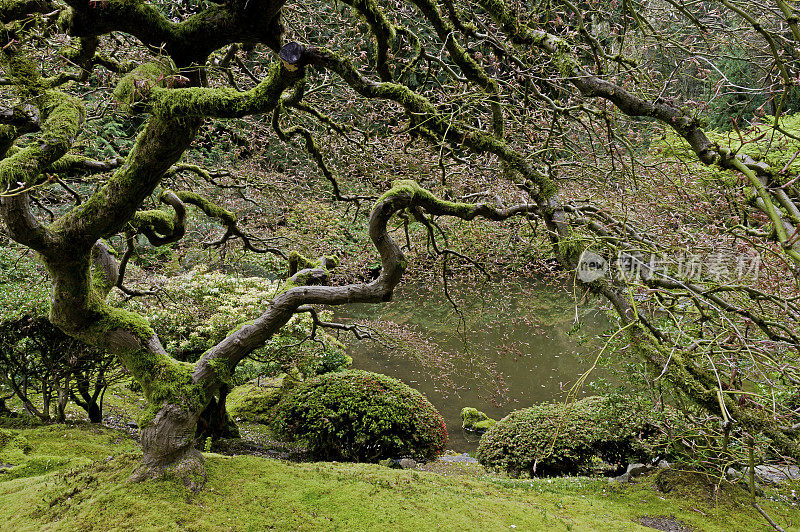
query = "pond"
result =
(334, 277, 616, 453)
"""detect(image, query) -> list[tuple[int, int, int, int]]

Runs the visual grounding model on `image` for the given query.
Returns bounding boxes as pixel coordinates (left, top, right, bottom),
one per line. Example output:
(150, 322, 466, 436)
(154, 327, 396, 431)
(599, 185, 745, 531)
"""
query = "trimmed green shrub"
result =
(477, 395, 671, 477)
(273, 370, 447, 462)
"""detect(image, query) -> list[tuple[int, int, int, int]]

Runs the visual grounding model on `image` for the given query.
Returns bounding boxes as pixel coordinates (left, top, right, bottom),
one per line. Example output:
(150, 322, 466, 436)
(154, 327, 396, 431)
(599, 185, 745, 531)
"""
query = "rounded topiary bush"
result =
(477, 395, 670, 477)
(273, 370, 447, 462)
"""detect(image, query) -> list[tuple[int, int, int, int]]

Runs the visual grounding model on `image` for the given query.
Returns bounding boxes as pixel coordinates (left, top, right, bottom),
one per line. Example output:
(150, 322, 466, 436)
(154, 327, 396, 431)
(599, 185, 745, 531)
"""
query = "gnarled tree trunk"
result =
(133, 404, 206, 490)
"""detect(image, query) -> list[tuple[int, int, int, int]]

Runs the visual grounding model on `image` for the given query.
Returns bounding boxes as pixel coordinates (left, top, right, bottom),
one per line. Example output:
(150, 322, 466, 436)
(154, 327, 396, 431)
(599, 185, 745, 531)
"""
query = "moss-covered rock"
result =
(460, 407, 496, 432)
(226, 378, 289, 424)
(477, 395, 672, 477)
(654, 468, 752, 505)
(273, 370, 447, 462)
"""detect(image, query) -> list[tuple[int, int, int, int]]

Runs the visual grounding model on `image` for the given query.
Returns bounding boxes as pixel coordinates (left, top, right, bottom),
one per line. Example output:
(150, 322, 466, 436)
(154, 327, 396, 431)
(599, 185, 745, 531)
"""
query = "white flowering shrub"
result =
(118, 267, 350, 381)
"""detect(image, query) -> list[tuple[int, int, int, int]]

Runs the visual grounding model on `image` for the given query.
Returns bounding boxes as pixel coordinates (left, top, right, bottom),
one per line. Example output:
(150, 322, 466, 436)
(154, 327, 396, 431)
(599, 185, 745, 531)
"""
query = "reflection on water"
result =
(333, 278, 614, 453)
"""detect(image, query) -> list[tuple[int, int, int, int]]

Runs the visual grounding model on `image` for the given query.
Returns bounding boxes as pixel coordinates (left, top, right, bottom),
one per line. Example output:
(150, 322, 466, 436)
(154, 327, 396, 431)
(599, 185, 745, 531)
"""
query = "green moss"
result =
(0, 430, 31, 465)
(473, 418, 497, 431)
(342, 0, 396, 80)
(129, 208, 178, 235)
(379, 179, 534, 221)
(113, 61, 174, 110)
(86, 304, 155, 344)
(654, 468, 751, 506)
(174, 191, 236, 224)
(136, 358, 204, 428)
(378, 179, 473, 217)
(0, 49, 46, 97)
(0, 425, 795, 531)
(556, 232, 587, 264)
(281, 268, 328, 291)
(0, 84, 85, 188)
(76, 299, 207, 429)
(147, 62, 295, 119)
(208, 358, 234, 385)
(226, 380, 285, 424)
(40, 92, 85, 148)
(287, 250, 320, 276)
(1, 456, 70, 481)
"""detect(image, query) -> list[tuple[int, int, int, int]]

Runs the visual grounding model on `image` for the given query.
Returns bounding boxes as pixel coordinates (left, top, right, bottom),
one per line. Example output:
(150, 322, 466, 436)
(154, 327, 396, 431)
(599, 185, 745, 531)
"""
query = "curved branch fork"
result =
(192, 179, 536, 392)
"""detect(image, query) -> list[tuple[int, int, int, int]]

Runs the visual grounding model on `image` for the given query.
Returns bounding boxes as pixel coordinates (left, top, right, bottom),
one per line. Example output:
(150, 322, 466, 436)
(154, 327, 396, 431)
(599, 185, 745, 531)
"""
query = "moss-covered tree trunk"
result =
(134, 403, 206, 488)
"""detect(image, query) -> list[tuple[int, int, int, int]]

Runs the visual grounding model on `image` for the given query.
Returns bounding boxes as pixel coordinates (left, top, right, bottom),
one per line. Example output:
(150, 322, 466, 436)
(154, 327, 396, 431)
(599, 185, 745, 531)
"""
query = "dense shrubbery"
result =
(273, 370, 447, 462)
(0, 247, 122, 423)
(477, 396, 674, 477)
(0, 317, 123, 423)
(704, 48, 800, 131)
(0, 245, 49, 321)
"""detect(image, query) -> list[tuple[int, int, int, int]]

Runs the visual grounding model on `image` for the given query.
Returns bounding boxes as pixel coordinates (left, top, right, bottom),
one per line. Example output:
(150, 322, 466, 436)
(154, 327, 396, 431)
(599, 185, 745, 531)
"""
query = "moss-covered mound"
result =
(0, 427, 73, 481)
(0, 428, 31, 464)
(477, 395, 670, 477)
(226, 378, 286, 424)
(654, 468, 752, 505)
(273, 370, 447, 462)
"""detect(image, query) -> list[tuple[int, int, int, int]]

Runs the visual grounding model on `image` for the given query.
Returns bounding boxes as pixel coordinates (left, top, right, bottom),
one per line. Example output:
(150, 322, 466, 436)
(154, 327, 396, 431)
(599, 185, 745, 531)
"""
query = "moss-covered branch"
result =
(46, 153, 123, 174)
(140, 62, 303, 119)
(172, 189, 285, 257)
(128, 191, 186, 246)
(51, 115, 200, 247)
(305, 46, 555, 201)
(192, 180, 538, 392)
(477, 0, 800, 268)
(173, 190, 235, 225)
(63, 0, 285, 67)
(340, 0, 396, 81)
(476, 0, 717, 165)
(0, 51, 85, 190)
(623, 320, 800, 463)
(406, 0, 504, 139)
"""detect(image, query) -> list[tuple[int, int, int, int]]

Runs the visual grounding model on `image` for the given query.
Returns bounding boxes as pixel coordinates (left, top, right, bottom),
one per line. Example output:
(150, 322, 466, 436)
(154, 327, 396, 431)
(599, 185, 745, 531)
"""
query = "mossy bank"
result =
(1, 423, 799, 531)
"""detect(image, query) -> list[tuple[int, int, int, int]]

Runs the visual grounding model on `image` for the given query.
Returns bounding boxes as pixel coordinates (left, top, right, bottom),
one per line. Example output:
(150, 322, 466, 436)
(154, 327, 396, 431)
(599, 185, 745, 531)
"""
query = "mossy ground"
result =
(0, 421, 798, 531)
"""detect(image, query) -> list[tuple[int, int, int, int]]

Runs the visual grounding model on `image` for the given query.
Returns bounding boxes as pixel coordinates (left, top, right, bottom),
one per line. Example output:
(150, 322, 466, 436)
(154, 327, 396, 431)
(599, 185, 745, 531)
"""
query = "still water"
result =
(334, 278, 615, 452)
